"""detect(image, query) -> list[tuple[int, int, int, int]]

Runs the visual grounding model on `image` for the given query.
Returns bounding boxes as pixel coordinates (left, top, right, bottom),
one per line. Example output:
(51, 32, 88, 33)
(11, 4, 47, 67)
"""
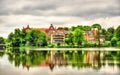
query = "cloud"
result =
(0, 0, 120, 38)
(0, 0, 119, 17)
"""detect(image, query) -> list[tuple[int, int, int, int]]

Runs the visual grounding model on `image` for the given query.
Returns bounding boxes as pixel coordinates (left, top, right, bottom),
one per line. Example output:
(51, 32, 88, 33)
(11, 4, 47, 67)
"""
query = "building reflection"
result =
(86, 51, 99, 66)
(41, 51, 67, 71)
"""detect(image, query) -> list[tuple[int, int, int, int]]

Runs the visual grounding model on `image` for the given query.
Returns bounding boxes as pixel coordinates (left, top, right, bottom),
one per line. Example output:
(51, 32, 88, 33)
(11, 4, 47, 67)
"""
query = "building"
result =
(85, 28, 105, 44)
(85, 28, 98, 44)
(23, 24, 69, 44)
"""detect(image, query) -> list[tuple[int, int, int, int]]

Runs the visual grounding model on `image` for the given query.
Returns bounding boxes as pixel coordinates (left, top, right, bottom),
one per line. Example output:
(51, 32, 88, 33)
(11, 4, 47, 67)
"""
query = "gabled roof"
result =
(23, 25, 31, 31)
(23, 24, 67, 34)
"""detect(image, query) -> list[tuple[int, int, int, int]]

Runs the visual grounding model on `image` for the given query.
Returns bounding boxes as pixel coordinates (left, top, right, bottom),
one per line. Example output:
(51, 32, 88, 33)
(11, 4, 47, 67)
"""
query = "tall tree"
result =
(83, 26, 91, 31)
(20, 29, 27, 45)
(0, 37, 5, 44)
(111, 37, 117, 47)
(115, 26, 120, 41)
(73, 28, 85, 46)
(64, 33, 74, 45)
(106, 27, 115, 41)
(26, 29, 47, 46)
(92, 24, 101, 30)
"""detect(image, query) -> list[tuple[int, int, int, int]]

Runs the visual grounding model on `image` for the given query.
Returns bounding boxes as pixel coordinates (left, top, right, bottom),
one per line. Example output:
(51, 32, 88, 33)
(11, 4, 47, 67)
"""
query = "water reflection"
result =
(5, 48, 120, 71)
(0, 51, 4, 57)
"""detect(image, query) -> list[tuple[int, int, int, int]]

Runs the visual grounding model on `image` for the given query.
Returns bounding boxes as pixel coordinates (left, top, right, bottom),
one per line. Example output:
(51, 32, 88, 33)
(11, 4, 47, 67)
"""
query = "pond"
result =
(0, 48, 120, 75)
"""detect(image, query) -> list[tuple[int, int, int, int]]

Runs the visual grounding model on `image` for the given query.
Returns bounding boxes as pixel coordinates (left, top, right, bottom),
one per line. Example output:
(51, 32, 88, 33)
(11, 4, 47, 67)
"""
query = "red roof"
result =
(56, 30, 66, 33)
(23, 24, 66, 34)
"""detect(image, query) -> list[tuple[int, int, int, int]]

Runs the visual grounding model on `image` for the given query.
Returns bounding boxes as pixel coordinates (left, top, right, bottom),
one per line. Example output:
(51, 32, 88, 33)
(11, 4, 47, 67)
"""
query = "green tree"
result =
(13, 29, 22, 46)
(101, 29, 107, 40)
(0, 37, 5, 44)
(92, 24, 101, 30)
(64, 27, 69, 31)
(67, 33, 74, 45)
(83, 26, 91, 31)
(57, 27, 63, 30)
(106, 27, 115, 41)
(20, 29, 27, 46)
(115, 26, 120, 41)
(111, 37, 117, 47)
(26, 29, 47, 46)
(64, 38, 69, 45)
(73, 28, 85, 47)
(71, 26, 76, 31)
(7, 29, 25, 47)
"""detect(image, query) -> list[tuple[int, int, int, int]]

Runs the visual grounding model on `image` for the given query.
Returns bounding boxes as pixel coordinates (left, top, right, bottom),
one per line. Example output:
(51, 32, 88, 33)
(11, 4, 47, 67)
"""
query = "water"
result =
(0, 48, 120, 75)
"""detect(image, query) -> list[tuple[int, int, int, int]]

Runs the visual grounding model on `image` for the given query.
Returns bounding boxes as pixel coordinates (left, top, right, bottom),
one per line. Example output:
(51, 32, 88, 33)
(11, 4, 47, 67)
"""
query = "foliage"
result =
(26, 29, 47, 46)
(84, 43, 97, 47)
(111, 37, 118, 47)
(0, 37, 5, 44)
(73, 28, 85, 46)
(102, 42, 111, 47)
(117, 41, 120, 47)
(57, 27, 69, 31)
(92, 24, 101, 30)
(48, 44, 55, 48)
(64, 33, 74, 45)
(7, 29, 22, 47)
(115, 26, 120, 41)
(106, 27, 115, 41)
(7, 28, 47, 47)
(57, 42, 61, 47)
(83, 26, 91, 31)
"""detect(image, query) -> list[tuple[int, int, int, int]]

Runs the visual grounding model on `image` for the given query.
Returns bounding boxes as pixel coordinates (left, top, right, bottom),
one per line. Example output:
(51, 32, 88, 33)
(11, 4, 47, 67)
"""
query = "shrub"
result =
(48, 44, 54, 48)
(102, 42, 111, 47)
(117, 41, 120, 47)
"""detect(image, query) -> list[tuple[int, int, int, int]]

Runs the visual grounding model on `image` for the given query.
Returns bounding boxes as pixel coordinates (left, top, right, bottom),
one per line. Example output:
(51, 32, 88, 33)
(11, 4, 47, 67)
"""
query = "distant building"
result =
(85, 28, 105, 44)
(23, 24, 69, 44)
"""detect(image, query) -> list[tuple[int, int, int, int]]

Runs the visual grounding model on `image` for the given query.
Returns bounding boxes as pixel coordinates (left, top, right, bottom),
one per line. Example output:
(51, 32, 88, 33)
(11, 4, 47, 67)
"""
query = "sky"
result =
(0, 0, 120, 38)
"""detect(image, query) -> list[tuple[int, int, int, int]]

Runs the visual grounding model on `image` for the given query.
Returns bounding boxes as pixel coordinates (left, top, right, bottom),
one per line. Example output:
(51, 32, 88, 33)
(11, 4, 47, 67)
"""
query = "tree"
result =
(83, 26, 91, 31)
(64, 33, 74, 47)
(111, 37, 117, 47)
(106, 27, 115, 41)
(12, 29, 21, 46)
(64, 38, 69, 45)
(20, 29, 27, 46)
(57, 27, 69, 31)
(57, 27, 63, 30)
(73, 28, 85, 47)
(6, 29, 21, 46)
(0, 37, 5, 44)
(64, 27, 69, 31)
(92, 24, 101, 30)
(101, 29, 107, 40)
(67, 33, 74, 45)
(115, 26, 120, 41)
(26, 29, 47, 46)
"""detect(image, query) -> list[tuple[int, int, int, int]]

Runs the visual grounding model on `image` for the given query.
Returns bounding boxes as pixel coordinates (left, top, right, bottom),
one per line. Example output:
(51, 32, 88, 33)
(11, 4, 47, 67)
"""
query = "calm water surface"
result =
(0, 48, 120, 75)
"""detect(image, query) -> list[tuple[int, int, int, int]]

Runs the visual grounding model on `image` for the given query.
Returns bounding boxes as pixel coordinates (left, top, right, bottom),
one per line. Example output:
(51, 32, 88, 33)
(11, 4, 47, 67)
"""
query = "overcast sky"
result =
(0, 0, 120, 38)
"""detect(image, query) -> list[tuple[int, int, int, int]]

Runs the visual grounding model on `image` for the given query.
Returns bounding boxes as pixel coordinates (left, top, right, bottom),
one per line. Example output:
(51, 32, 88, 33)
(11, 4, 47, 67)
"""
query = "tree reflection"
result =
(0, 52, 4, 57)
(6, 48, 120, 71)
